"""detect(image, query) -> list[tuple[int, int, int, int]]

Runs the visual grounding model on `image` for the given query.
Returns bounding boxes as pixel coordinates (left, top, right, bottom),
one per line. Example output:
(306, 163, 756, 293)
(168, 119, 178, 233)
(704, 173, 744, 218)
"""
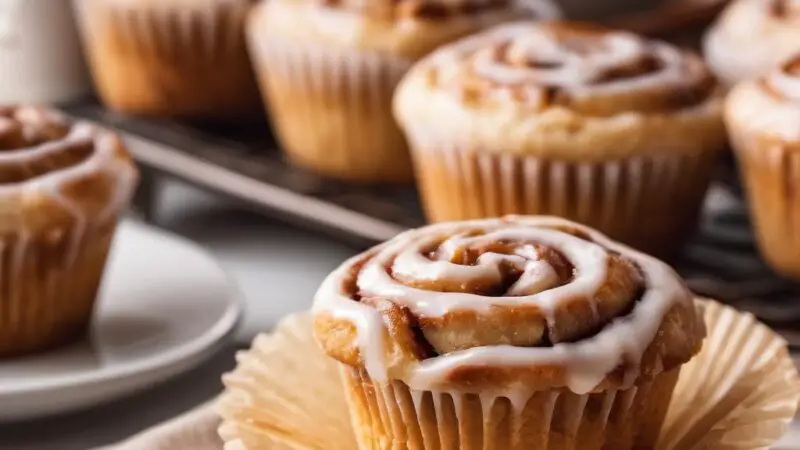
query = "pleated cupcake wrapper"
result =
(75, 0, 252, 62)
(247, 34, 414, 182)
(340, 366, 677, 450)
(218, 299, 800, 450)
(74, 0, 258, 116)
(0, 220, 118, 357)
(409, 141, 719, 256)
(731, 138, 800, 278)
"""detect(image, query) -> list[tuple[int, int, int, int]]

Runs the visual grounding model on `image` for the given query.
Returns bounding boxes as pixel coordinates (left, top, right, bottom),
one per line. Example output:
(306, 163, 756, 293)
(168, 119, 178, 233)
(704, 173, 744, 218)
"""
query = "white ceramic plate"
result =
(0, 221, 242, 422)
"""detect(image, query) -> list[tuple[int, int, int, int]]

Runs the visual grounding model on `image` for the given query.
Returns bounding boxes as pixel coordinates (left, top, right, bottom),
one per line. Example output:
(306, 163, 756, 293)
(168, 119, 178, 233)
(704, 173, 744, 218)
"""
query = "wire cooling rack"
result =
(60, 100, 800, 349)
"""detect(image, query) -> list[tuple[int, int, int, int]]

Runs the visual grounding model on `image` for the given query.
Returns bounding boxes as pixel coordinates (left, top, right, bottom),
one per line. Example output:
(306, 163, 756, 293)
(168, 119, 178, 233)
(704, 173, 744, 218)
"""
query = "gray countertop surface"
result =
(0, 180, 797, 449)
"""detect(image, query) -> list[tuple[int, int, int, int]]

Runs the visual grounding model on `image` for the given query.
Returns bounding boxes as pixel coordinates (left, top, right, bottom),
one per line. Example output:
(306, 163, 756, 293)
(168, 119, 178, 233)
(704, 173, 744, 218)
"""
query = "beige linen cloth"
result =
(100, 402, 800, 450)
(97, 400, 221, 450)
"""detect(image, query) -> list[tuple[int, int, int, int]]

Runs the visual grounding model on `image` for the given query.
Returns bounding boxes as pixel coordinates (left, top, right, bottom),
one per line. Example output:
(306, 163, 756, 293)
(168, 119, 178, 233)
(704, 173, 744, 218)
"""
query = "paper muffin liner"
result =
(340, 365, 677, 450)
(219, 314, 357, 449)
(731, 140, 800, 279)
(246, 33, 413, 182)
(410, 144, 720, 257)
(0, 219, 118, 357)
(73, 0, 260, 118)
(218, 299, 800, 450)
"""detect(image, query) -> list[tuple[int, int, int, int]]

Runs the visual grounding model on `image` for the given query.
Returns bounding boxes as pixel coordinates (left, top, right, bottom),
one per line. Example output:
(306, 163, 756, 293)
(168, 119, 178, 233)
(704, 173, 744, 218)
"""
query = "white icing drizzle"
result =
(767, 60, 800, 102)
(432, 392, 445, 426)
(505, 388, 530, 415)
(360, 228, 609, 317)
(427, 22, 703, 106)
(313, 216, 690, 395)
(479, 392, 496, 421)
(450, 391, 463, 424)
(618, 385, 638, 415)
(599, 390, 617, 430)
(542, 391, 558, 430)
(0, 117, 137, 267)
(411, 389, 426, 417)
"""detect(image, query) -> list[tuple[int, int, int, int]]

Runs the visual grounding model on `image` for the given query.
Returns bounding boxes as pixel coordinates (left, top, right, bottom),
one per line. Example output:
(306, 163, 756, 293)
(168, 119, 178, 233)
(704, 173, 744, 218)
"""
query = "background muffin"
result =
(726, 55, 800, 279)
(704, 0, 800, 86)
(555, 0, 660, 19)
(246, 0, 559, 183)
(74, 0, 260, 119)
(313, 216, 705, 450)
(394, 21, 727, 256)
(0, 107, 138, 357)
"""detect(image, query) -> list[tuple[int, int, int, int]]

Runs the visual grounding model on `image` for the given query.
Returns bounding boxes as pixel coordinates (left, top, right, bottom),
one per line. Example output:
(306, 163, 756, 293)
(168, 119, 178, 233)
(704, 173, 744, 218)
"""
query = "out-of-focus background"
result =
(0, 0, 799, 448)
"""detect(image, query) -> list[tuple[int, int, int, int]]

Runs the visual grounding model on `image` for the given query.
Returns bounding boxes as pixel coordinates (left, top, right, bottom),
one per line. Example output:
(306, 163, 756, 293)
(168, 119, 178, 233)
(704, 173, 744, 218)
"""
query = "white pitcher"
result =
(0, 0, 91, 104)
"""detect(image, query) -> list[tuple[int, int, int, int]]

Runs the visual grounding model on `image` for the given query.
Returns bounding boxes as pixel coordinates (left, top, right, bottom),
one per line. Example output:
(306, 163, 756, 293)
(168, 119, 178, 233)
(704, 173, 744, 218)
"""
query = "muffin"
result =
(246, 0, 559, 183)
(704, 0, 800, 86)
(725, 55, 800, 279)
(74, 0, 260, 119)
(313, 216, 705, 450)
(0, 106, 138, 357)
(394, 21, 727, 256)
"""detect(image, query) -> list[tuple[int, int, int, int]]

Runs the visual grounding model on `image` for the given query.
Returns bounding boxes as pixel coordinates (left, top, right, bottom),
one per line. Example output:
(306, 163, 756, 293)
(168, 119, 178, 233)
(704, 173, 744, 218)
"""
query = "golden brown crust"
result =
(318, 0, 513, 20)
(75, 0, 260, 118)
(394, 21, 725, 161)
(313, 217, 705, 392)
(315, 299, 701, 393)
(250, 0, 558, 61)
(0, 106, 136, 236)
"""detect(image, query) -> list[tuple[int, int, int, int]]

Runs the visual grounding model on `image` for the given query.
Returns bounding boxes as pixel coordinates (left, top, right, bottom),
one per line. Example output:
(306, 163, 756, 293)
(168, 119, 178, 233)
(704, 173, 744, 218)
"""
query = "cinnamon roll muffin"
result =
(704, 0, 800, 86)
(394, 21, 726, 256)
(74, 0, 260, 119)
(726, 56, 800, 279)
(313, 216, 705, 450)
(247, 0, 559, 183)
(0, 107, 138, 357)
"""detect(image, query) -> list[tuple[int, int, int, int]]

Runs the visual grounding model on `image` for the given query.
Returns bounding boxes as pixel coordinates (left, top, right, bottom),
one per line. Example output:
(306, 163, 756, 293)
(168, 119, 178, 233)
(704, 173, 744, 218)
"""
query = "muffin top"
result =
(704, 0, 800, 86)
(0, 106, 137, 235)
(313, 216, 705, 394)
(726, 54, 800, 144)
(248, 0, 559, 60)
(393, 21, 725, 160)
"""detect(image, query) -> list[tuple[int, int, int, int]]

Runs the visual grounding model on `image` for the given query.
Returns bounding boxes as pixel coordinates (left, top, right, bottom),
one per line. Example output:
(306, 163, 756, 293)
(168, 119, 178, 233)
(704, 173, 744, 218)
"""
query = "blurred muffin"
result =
(394, 21, 727, 256)
(726, 55, 800, 279)
(704, 0, 800, 86)
(554, 0, 658, 19)
(0, 107, 138, 357)
(246, 0, 559, 183)
(74, 0, 260, 119)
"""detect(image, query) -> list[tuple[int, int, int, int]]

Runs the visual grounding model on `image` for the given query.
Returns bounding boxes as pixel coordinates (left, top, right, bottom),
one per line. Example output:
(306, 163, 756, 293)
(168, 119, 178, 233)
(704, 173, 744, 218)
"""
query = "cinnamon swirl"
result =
(394, 21, 726, 256)
(313, 216, 704, 450)
(246, 0, 558, 182)
(74, 0, 260, 118)
(704, 0, 800, 85)
(0, 106, 138, 357)
(726, 55, 800, 279)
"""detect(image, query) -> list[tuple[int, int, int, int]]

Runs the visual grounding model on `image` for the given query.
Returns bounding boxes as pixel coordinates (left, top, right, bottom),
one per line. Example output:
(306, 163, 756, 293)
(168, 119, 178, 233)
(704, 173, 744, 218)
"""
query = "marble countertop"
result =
(0, 180, 797, 449)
